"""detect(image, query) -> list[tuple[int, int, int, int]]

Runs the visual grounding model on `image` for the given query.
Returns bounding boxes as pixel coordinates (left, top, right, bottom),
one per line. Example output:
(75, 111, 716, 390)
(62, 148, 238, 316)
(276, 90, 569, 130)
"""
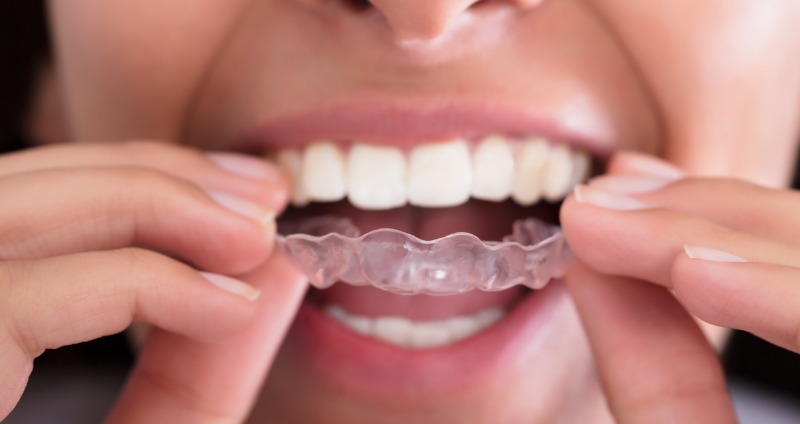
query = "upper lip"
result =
(237, 94, 618, 158)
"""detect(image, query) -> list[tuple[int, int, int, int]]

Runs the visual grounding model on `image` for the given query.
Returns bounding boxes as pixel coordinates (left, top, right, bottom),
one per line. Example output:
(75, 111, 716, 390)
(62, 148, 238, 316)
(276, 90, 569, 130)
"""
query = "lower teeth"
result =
(324, 304, 505, 349)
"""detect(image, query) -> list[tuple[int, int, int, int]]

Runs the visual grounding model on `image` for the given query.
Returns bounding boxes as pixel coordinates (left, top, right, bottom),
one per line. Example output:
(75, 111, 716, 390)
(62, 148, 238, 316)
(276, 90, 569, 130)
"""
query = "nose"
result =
(317, 0, 543, 44)
(372, 0, 539, 42)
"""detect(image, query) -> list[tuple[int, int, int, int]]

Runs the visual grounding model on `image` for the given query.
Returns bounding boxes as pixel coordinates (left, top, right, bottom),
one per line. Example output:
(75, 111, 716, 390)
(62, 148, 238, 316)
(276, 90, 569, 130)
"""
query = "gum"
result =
(276, 216, 572, 295)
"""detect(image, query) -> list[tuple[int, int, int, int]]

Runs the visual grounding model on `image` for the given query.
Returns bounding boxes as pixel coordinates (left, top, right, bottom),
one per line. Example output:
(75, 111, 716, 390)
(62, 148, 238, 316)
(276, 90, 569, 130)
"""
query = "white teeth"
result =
(511, 138, 550, 206)
(347, 144, 407, 210)
(324, 305, 505, 350)
(301, 141, 347, 202)
(471, 135, 515, 201)
(373, 316, 415, 346)
(542, 144, 574, 202)
(409, 322, 452, 349)
(275, 150, 310, 207)
(276, 136, 591, 209)
(408, 140, 472, 207)
(571, 150, 592, 187)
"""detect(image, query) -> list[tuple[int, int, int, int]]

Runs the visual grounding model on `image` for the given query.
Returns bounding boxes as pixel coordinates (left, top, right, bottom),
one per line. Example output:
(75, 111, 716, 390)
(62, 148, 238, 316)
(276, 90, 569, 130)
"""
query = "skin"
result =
(0, 0, 799, 422)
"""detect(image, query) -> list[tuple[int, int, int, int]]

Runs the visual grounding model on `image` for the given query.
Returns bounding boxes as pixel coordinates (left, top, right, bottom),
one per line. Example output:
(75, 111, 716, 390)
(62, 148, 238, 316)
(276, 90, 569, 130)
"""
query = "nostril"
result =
(470, 0, 542, 9)
(344, 0, 373, 12)
(331, 0, 542, 43)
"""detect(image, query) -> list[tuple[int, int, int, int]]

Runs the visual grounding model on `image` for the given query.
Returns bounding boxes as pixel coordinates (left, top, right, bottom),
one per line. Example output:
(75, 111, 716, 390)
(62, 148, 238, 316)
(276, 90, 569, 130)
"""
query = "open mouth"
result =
(271, 134, 595, 354)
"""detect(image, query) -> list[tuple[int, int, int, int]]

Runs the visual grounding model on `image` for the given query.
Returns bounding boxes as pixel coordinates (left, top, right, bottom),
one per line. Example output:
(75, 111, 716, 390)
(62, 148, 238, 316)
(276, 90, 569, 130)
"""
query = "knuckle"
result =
(0, 262, 43, 357)
(112, 165, 176, 187)
(111, 248, 193, 288)
(117, 140, 207, 170)
(108, 248, 183, 312)
(108, 167, 204, 206)
(113, 247, 176, 275)
(117, 139, 185, 159)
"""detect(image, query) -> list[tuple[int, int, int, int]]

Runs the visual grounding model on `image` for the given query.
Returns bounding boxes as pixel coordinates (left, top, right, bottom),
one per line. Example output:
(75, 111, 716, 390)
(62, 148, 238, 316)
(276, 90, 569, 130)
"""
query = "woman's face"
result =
(46, 1, 800, 422)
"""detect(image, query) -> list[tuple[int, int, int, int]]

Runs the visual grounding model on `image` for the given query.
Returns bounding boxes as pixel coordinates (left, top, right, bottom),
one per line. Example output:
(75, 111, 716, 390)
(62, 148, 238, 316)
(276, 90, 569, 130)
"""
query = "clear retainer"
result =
(276, 216, 572, 295)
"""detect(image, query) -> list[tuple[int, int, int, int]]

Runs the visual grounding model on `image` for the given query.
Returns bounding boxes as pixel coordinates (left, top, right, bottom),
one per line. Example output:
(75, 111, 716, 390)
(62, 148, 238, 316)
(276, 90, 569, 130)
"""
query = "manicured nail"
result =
(588, 174, 673, 195)
(615, 151, 685, 180)
(200, 272, 261, 301)
(684, 245, 748, 263)
(207, 190, 274, 222)
(208, 152, 283, 180)
(574, 184, 649, 211)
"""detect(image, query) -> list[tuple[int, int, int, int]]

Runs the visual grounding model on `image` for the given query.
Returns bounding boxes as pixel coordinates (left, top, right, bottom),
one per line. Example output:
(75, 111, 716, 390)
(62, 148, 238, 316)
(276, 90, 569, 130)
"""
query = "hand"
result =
(0, 141, 308, 423)
(559, 151, 800, 422)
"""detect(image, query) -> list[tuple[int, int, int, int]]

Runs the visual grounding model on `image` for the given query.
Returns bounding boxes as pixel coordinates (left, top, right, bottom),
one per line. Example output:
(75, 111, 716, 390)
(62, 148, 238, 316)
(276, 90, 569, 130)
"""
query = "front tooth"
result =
(408, 140, 472, 207)
(570, 150, 591, 187)
(542, 144, 574, 202)
(324, 305, 373, 335)
(373, 316, 414, 346)
(471, 135, 514, 201)
(347, 144, 407, 210)
(346, 315, 374, 336)
(512, 138, 550, 206)
(445, 316, 479, 340)
(409, 322, 453, 349)
(301, 141, 347, 202)
(274, 150, 309, 207)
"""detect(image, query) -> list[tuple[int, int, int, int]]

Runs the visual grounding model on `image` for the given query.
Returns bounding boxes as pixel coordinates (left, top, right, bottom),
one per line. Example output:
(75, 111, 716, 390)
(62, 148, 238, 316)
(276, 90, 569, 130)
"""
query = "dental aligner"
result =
(276, 216, 572, 295)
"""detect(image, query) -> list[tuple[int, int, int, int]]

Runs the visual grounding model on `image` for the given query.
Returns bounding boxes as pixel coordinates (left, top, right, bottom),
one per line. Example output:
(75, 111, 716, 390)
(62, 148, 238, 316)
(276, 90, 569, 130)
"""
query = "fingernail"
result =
(684, 245, 748, 263)
(574, 184, 649, 211)
(615, 151, 686, 180)
(200, 272, 261, 301)
(207, 190, 274, 222)
(588, 174, 673, 195)
(207, 152, 283, 181)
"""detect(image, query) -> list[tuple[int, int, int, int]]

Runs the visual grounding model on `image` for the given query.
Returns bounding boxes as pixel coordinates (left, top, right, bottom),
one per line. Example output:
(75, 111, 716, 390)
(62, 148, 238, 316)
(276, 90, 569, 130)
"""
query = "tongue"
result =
(289, 199, 557, 320)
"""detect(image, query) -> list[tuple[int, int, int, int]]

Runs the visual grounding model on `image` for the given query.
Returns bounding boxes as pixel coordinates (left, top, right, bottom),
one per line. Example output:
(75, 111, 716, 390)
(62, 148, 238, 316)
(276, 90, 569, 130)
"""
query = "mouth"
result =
(249, 106, 607, 396)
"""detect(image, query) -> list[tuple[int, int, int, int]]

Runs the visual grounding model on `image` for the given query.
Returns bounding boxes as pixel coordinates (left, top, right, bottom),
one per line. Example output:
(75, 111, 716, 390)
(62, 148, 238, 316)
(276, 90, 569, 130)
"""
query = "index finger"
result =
(560, 190, 800, 287)
(106, 252, 308, 424)
(0, 141, 287, 209)
(604, 152, 800, 244)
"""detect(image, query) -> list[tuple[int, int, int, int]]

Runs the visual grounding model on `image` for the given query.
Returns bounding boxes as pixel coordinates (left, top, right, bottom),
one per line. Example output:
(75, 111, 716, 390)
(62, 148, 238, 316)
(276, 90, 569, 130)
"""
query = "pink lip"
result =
(239, 98, 616, 157)
(287, 281, 567, 398)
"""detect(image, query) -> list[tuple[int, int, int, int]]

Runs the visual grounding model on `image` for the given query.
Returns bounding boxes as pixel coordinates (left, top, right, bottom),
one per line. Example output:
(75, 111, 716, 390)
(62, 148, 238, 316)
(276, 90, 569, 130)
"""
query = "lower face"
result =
(45, 0, 800, 422)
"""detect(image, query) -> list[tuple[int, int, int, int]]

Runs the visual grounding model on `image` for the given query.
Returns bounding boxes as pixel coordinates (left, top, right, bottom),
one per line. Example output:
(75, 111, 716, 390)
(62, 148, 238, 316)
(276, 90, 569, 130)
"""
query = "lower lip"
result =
(284, 280, 567, 398)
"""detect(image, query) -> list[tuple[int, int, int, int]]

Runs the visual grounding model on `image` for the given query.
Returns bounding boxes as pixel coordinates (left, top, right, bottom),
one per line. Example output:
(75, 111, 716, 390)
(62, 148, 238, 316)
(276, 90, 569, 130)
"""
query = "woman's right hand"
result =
(0, 141, 308, 423)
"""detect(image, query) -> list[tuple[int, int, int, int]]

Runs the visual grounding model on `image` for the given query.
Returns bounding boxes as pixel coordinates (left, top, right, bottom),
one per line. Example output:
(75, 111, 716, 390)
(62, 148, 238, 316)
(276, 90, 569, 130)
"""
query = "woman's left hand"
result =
(560, 152, 800, 423)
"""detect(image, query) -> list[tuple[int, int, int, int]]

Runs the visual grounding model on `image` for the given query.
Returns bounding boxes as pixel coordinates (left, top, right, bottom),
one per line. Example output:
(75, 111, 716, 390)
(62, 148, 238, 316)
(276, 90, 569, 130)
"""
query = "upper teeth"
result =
(274, 136, 591, 209)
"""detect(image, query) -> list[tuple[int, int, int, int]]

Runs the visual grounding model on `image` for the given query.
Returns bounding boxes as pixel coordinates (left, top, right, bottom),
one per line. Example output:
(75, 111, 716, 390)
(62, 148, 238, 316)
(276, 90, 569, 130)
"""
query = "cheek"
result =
(48, 0, 247, 141)
(595, 1, 800, 186)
